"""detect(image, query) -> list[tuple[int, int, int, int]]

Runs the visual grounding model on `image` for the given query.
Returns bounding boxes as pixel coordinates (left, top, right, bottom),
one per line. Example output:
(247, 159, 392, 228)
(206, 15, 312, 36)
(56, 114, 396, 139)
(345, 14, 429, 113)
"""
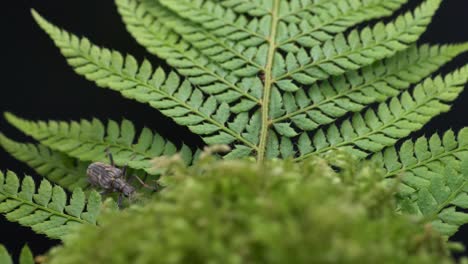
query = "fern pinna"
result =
(1, 0, 467, 240)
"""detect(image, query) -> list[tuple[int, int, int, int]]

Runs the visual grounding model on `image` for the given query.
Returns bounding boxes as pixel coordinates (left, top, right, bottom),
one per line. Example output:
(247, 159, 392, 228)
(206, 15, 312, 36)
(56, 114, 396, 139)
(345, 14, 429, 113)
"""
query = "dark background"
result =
(0, 0, 467, 260)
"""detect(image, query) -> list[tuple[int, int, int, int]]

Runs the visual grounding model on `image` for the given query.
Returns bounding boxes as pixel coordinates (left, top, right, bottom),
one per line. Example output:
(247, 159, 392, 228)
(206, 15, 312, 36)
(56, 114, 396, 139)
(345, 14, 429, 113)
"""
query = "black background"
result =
(1, 0, 467, 259)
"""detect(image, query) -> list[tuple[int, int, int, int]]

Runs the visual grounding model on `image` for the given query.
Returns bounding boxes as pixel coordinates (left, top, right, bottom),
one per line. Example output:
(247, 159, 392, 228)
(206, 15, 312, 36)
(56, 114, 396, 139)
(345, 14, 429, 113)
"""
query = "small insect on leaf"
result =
(86, 149, 160, 207)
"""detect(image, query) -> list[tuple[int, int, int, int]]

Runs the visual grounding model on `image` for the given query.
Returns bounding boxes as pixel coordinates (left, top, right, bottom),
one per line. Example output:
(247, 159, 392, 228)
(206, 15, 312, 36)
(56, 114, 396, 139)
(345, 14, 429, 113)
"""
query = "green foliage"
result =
(396, 159, 468, 237)
(371, 130, 468, 236)
(0, 170, 105, 239)
(294, 67, 468, 160)
(26, 0, 467, 162)
(45, 157, 460, 264)
(0, 245, 34, 264)
(4, 114, 195, 173)
(372, 129, 468, 194)
(0, 133, 89, 191)
(271, 44, 468, 133)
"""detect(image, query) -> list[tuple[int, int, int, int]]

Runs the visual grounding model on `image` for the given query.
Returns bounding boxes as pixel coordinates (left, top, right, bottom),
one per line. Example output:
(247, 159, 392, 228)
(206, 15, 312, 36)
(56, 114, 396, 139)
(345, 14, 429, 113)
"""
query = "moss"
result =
(47, 156, 457, 264)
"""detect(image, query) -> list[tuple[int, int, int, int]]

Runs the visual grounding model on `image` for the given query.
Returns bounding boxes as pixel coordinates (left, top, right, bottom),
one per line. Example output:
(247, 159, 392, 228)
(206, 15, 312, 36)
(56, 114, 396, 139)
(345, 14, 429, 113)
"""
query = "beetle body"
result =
(87, 162, 135, 197)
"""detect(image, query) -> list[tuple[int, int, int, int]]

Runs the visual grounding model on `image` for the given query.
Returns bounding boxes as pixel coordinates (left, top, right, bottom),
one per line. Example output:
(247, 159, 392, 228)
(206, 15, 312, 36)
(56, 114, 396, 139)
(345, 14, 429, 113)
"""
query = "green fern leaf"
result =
(0, 171, 104, 239)
(218, 0, 271, 17)
(0, 245, 13, 264)
(372, 128, 468, 195)
(116, 0, 264, 88)
(0, 244, 35, 264)
(271, 44, 468, 131)
(372, 129, 468, 236)
(277, 0, 407, 52)
(0, 133, 89, 191)
(157, 0, 267, 46)
(3, 115, 194, 173)
(397, 159, 468, 237)
(273, 0, 442, 84)
(294, 66, 468, 160)
(31, 10, 258, 150)
(19, 245, 34, 264)
(27, 0, 466, 162)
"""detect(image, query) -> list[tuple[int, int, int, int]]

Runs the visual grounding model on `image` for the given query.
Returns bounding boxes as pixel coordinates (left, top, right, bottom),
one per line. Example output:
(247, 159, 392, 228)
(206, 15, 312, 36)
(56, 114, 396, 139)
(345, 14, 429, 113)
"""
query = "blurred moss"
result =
(47, 155, 458, 264)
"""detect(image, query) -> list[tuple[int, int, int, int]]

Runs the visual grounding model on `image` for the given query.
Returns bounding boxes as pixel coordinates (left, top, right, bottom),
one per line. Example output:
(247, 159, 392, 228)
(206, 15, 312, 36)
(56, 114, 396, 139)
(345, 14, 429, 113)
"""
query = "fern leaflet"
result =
(0, 171, 103, 239)
(4, 114, 195, 173)
(372, 129, 468, 195)
(270, 44, 468, 131)
(372, 129, 468, 236)
(0, 133, 89, 191)
(277, 0, 407, 52)
(32, 10, 258, 149)
(397, 159, 468, 237)
(0, 245, 34, 264)
(272, 0, 442, 84)
(293, 66, 467, 160)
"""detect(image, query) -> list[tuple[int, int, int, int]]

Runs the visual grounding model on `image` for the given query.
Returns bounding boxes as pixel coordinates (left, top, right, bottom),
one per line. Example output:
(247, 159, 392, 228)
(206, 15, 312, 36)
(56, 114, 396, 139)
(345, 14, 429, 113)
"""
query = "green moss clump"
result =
(47, 155, 457, 264)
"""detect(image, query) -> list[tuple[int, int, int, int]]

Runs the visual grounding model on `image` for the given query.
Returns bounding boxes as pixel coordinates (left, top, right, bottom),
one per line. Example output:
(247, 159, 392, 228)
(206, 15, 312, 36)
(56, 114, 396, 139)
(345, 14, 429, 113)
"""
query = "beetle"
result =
(87, 149, 158, 207)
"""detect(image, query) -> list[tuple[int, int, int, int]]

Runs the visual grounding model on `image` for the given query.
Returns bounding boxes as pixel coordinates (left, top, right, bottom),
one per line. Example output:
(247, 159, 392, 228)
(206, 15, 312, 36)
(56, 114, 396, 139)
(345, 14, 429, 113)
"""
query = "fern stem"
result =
(257, 0, 280, 163)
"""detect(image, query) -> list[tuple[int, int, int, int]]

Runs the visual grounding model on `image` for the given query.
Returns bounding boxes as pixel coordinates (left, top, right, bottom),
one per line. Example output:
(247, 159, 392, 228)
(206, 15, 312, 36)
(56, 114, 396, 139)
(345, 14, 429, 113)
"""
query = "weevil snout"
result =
(122, 184, 136, 197)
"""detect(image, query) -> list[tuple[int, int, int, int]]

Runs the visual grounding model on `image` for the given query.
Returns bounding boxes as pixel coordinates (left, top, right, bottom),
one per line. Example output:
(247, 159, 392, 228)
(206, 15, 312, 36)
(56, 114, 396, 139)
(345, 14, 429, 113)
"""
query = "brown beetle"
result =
(87, 149, 158, 207)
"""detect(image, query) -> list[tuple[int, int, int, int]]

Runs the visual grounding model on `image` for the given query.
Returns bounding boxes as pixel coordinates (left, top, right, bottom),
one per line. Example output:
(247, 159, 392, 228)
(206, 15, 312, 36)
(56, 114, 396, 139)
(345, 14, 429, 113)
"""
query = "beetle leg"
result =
(118, 193, 123, 209)
(105, 148, 115, 167)
(122, 165, 128, 180)
(99, 189, 110, 196)
(132, 175, 159, 191)
(122, 153, 138, 180)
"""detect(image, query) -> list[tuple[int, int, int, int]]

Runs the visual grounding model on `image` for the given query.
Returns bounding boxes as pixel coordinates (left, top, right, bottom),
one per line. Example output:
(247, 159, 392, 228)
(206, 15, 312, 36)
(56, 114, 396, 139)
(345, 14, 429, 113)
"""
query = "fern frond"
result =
(277, 0, 407, 52)
(28, 0, 467, 164)
(0, 245, 12, 264)
(218, 0, 271, 17)
(19, 245, 34, 264)
(115, 0, 262, 107)
(397, 159, 468, 237)
(117, 0, 264, 81)
(0, 133, 89, 191)
(4, 114, 195, 173)
(0, 170, 103, 239)
(279, 0, 404, 22)
(274, 0, 441, 85)
(0, 245, 35, 264)
(271, 44, 468, 131)
(31, 10, 258, 149)
(293, 66, 467, 160)
(371, 129, 468, 195)
(158, 0, 267, 46)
